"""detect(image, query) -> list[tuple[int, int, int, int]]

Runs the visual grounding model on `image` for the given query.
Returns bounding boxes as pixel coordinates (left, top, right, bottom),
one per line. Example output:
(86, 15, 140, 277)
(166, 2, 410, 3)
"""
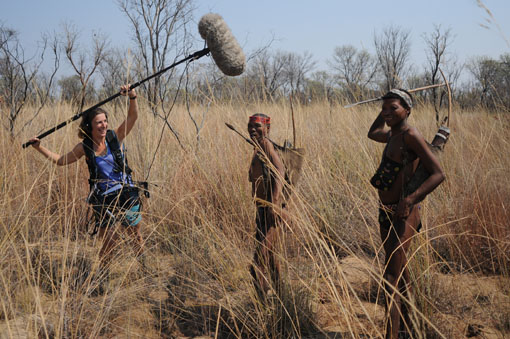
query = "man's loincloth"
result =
(255, 206, 277, 242)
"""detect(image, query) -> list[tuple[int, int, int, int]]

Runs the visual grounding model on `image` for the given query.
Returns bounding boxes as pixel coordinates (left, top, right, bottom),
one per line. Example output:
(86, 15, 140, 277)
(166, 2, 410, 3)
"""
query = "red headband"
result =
(249, 115, 270, 125)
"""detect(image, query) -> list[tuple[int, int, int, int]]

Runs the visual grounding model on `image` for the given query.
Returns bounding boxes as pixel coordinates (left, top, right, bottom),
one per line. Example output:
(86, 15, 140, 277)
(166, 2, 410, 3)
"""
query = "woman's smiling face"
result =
(381, 98, 409, 127)
(91, 113, 108, 139)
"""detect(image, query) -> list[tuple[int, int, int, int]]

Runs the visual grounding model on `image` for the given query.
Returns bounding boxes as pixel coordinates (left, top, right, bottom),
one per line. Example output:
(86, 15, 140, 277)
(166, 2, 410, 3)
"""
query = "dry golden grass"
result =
(0, 98, 509, 338)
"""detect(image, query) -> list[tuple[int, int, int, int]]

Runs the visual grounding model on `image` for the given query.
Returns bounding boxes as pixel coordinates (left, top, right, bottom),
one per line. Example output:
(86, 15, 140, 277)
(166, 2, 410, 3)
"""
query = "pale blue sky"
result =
(3, 0, 510, 75)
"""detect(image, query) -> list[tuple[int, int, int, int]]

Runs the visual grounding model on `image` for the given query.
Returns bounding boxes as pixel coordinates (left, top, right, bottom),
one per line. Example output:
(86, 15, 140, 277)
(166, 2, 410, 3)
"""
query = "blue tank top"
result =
(94, 140, 133, 194)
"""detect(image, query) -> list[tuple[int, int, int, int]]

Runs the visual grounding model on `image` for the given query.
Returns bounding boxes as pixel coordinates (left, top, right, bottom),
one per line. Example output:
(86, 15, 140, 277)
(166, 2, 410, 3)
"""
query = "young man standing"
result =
(247, 113, 286, 298)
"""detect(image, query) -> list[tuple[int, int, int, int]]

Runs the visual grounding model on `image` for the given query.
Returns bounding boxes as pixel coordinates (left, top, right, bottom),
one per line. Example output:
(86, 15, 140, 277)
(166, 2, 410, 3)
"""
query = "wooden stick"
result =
(408, 83, 446, 93)
(289, 93, 296, 147)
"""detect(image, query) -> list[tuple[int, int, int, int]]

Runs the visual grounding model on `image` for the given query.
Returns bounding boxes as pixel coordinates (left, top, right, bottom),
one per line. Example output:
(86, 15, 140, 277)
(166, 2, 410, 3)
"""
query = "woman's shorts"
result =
(90, 186, 142, 228)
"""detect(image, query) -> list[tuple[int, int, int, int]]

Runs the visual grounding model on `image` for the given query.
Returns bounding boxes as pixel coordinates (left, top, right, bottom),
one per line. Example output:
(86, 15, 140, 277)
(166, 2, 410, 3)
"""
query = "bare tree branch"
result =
(328, 45, 377, 100)
(117, 0, 194, 108)
(16, 32, 61, 136)
(374, 25, 411, 91)
(62, 23, 108, 110)
(423, 24, 454, 122)
(0, 26, 48, 135)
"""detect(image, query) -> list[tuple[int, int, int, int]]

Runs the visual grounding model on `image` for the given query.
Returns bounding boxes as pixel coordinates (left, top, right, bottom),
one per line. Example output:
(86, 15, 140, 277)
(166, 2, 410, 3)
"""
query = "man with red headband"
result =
(247, 113, 286, 299)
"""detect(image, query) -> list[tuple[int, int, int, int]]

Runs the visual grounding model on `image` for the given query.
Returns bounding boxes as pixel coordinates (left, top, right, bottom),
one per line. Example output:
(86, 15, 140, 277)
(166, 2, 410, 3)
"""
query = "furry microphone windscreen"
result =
(198, 13, 246, 76)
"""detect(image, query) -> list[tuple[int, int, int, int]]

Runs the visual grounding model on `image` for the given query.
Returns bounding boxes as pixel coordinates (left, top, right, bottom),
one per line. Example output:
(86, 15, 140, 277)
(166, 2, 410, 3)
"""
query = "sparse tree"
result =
(423, 25, 454, 122)
(403, 67, 429, 105)
(498, 53, 510, 108)
(117, 0, 195, 108)
(99, 48, 128, 97)
(328, 45, 377, 101)
(98, 48, 132, 113)
(468, 56, 499, 108)
(16, 32, 61, 135)
(62, 23, 108, 110)
(246, 50, 288, 101)
(439, 56, 463, 108)
(374, 25, 411, 91)
(282, 51, 316, 97)
(306, 71, 335, 103)
(0, 26, 50, 135)
(468, 54, 510, 110)
(58, 75, 87, 105)
(245, 50, 315, 102)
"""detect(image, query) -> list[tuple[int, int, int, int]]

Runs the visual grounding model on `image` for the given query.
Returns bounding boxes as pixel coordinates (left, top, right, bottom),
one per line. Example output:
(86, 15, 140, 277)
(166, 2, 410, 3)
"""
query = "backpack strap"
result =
(82, 137, 97, 190)
(106, 130, 132, 175)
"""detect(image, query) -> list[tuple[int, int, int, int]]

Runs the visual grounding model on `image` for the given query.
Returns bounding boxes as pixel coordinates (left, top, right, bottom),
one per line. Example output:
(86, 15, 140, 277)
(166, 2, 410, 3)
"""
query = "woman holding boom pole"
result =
(29, 85, 144, 272)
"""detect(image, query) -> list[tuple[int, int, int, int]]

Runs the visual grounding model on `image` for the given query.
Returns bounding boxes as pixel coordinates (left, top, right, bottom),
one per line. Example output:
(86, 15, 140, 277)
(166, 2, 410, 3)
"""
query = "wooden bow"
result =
(438, 67, 452, 127)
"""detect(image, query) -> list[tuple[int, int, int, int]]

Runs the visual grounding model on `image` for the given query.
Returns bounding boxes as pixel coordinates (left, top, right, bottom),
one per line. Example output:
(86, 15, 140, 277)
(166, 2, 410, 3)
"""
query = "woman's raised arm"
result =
(115, 84, 138, 143)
